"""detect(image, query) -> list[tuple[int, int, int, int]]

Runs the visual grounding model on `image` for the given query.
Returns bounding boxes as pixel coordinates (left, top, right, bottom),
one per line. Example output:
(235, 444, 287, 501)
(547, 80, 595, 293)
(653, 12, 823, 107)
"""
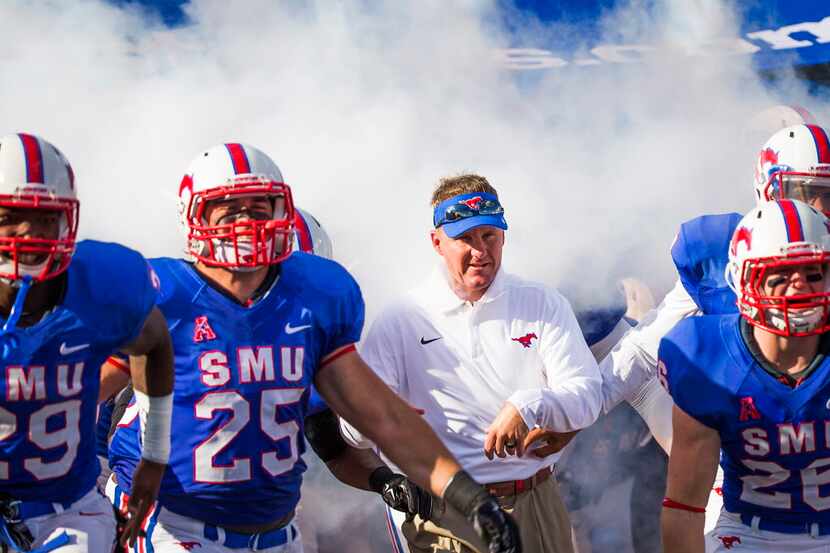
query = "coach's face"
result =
(431, 225, 504, 302)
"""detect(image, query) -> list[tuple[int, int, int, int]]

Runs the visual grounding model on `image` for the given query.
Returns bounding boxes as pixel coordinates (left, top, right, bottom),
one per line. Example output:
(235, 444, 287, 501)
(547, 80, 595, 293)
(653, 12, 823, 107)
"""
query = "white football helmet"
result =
(753, 124, 830, 214)
(293, 208, 333, 259)
(178, 143, 295, 270)
(0, 133, 78, 282)
(726, 199, 830, 336)
(746, 104, 816, 143)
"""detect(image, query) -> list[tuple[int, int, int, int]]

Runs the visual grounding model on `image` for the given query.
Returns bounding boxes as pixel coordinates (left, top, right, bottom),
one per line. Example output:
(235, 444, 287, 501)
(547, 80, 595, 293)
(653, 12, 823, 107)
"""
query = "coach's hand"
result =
(121, 459, 165, 547)
(443, 470, 522, 553)
(522, 428, 579, 458)
(484, 403, 528, 459)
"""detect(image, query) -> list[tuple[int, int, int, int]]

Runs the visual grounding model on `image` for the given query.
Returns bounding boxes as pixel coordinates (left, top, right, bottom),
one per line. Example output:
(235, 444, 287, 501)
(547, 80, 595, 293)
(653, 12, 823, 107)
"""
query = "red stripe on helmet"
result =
(806, 124, 830, 164)
(294, 211, 314, 253)
(778, 200, 805, 243)
(18, 133, 44, 184)
(224, 143, 252, 174)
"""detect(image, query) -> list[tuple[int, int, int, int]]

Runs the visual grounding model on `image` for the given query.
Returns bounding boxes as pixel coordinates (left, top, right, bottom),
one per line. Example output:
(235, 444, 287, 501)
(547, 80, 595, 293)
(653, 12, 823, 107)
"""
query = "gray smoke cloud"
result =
(1, 1, 826, 551)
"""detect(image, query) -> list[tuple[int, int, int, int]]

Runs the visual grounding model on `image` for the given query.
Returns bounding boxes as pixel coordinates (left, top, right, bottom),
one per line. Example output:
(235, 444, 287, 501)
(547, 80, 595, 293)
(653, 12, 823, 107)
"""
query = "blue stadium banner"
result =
(500, 1, 830, 71)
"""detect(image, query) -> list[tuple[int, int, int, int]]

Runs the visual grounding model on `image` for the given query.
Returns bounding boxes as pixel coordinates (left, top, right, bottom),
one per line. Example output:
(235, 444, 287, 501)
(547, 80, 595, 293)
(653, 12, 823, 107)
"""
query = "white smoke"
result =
(0, 1, 824, 310)
(1, 0, 826, 550)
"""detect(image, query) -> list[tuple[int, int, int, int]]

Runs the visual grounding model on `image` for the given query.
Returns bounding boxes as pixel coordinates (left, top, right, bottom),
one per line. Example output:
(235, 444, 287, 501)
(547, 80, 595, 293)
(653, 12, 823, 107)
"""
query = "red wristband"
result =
(662, 497, 706, 513)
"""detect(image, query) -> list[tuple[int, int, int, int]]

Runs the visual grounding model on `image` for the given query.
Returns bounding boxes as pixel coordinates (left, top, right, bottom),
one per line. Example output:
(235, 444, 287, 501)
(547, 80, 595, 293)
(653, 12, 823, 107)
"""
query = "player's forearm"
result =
(661, 509, 705, 553)
(124, 308, 174, 397)
(324, 446, 386, 491)
(361, 400, 461, 498)
(124, 310, 175, 465)
(316, 352, 463, 498)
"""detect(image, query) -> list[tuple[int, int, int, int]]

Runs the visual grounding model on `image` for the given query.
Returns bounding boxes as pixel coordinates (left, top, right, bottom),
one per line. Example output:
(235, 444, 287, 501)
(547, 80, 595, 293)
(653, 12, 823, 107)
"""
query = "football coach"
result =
(343, 174, 603, 553)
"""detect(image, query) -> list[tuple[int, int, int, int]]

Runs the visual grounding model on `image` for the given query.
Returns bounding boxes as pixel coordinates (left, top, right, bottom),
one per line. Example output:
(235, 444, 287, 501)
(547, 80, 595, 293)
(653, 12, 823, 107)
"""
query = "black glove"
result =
(369, 467, 434, 521)
(0, 495, 34, 552)
(443, 470, 521, 553)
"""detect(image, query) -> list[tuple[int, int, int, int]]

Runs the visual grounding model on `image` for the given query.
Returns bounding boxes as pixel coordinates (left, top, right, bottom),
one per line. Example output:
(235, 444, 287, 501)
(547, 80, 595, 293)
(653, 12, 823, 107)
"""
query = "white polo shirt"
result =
(356, 265, 602, 483)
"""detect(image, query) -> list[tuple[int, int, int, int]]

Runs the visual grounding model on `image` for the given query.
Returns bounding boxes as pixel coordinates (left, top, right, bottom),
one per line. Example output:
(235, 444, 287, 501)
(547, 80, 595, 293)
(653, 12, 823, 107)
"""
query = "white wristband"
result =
(134, 389, 173, 464)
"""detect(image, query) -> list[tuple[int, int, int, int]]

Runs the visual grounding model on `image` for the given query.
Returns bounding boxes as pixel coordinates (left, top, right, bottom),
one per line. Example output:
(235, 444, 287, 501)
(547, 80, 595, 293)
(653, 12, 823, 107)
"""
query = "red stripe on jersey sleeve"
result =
(320, 343, 357, 368)
(107, 355, 130, 375)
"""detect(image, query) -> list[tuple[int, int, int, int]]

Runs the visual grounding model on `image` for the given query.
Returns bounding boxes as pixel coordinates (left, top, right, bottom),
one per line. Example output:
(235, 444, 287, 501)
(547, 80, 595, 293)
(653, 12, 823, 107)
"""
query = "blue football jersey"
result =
(306, 385, 329, 417)
(0, 240, 157, 503)
(671, 212, 742, 315)
(661, 315, 830, 525)
(110, 253, 364, 526)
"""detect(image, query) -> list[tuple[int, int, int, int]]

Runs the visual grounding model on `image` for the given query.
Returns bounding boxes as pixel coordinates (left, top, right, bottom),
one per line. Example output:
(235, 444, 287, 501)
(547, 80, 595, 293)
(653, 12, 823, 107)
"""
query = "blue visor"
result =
(433, 192, 508, 238)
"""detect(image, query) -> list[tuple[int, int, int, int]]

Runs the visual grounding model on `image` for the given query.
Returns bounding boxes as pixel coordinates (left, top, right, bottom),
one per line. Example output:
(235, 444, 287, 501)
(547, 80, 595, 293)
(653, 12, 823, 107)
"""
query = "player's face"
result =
(432, 225, 504, 301)
(0, 206, 62, 265)
(203, 195, 280, 228)
(761, 262, 827, 298)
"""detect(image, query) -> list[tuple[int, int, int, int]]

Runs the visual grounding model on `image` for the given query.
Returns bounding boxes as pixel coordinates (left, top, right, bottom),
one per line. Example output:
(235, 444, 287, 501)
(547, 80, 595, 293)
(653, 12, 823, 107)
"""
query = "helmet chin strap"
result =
(1, 275, 32, 335)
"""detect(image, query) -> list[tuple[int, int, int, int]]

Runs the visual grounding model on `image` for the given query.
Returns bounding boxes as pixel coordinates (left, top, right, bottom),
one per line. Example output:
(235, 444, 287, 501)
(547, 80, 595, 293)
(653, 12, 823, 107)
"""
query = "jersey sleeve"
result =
(507, 289, 603, 432)
(670, 213, 741, 315)
(319, 265, 365, 364)
(627, 376, 674, 453)
(658, 320, 721, 429)
(600, 278, 698, 414)
(71, 241, 158, 348)
(306, 385, 329, 416)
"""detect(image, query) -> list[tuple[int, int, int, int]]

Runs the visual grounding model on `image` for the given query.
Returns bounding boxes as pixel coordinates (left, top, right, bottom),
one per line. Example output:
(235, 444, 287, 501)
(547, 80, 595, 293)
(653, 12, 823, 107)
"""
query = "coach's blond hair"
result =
(430, 174, 498, 207)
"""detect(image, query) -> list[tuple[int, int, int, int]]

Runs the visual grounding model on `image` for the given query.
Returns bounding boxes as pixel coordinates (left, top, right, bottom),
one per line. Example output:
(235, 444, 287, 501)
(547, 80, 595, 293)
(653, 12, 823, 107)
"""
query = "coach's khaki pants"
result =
(401, 476, 574, 553)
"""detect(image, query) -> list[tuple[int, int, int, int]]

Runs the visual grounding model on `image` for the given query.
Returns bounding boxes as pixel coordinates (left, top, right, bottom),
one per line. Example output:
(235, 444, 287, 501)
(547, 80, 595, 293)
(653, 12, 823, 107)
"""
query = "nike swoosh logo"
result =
(420, 336, 442, 345)
(78, 512, 105, 517)
(285, 323, 312, 335)
(60, 343, 90, 355)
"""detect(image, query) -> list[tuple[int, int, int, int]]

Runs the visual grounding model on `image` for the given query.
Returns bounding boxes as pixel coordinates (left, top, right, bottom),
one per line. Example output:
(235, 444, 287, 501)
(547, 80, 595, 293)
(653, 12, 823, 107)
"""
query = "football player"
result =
(526, 119, 830, 532)
(0, 133, 174, 552)
(97, 204, 434, 547)
(105, 143, 519, 553)
(662, 199, 830, 552)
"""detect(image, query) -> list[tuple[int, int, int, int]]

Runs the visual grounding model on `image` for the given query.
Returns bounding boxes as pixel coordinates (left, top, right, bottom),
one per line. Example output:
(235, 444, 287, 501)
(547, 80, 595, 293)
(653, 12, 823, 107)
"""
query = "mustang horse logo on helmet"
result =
(730, 227, 753, 256)
(755, 147, 779, 185)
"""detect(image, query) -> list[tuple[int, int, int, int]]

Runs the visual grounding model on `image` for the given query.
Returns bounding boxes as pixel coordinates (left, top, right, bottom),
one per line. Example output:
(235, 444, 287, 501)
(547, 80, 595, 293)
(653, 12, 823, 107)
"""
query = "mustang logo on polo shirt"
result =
(511, 332, 537, 348)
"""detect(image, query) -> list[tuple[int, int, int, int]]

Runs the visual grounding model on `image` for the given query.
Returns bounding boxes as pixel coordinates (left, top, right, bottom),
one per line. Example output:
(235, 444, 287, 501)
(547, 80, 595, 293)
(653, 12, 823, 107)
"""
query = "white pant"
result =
(23, 488, 116, 553)
(705, 510, 830, 553)
(705, 466, 725, 534)
(105, 476, 303, 553)
(385, 506, 411, 553)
